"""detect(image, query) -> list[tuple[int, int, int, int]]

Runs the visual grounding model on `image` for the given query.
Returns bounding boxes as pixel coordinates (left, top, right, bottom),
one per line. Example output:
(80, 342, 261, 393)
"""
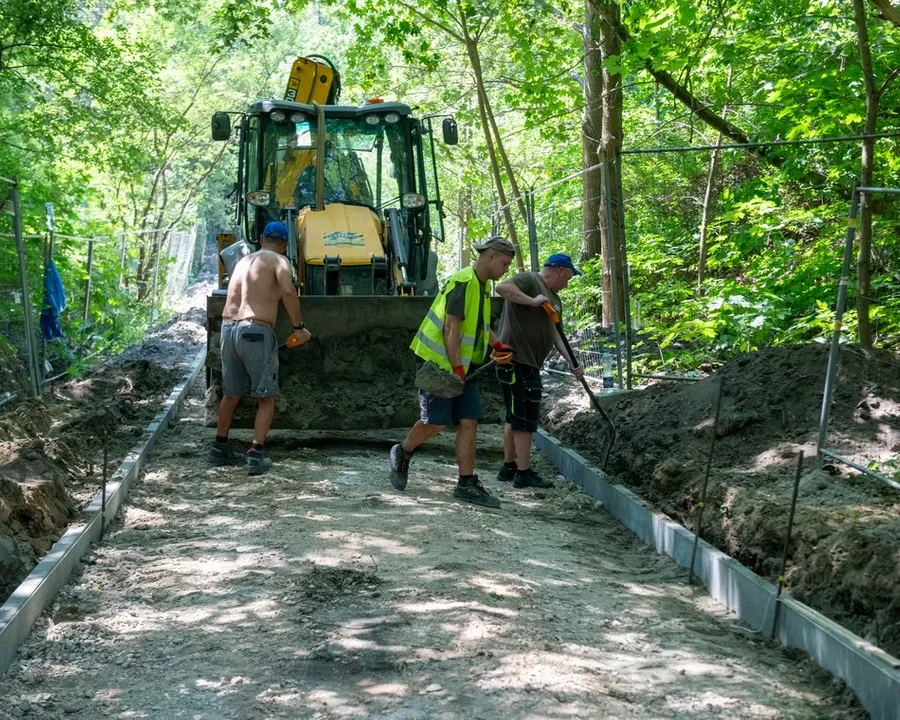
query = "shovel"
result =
(416, 349, 513, 399)
(542, 303, 617, 470)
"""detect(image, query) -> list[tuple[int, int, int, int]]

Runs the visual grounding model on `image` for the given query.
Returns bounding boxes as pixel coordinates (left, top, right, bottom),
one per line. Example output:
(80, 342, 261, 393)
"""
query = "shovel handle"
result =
(541, 302, 560, 325)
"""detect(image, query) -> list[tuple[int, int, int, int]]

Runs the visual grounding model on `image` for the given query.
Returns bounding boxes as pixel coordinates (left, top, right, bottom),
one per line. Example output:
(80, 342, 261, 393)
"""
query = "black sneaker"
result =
(389, 443, 412, 490)
(453, 476, 501, 508)
(513, 468, 553, 489)
(246, 452, 273, 476)
(497, 463, 517, 483)
(207, 442, 245, 467)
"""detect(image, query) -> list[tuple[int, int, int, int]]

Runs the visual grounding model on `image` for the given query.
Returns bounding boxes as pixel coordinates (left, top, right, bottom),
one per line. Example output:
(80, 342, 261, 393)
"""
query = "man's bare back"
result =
(223, 249, 294, 326)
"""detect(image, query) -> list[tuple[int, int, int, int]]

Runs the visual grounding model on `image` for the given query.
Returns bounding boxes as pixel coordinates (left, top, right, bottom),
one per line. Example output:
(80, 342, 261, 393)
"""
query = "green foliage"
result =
(1, 0, 899, 392)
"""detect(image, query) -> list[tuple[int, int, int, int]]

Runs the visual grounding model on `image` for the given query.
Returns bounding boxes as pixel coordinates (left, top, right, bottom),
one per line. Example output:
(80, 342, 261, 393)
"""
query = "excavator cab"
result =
(205, 56, 461, 429)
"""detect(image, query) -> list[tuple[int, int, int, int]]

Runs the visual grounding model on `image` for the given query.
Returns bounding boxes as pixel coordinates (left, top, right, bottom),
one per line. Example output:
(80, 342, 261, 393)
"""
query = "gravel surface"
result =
(0, 383, 863, 719)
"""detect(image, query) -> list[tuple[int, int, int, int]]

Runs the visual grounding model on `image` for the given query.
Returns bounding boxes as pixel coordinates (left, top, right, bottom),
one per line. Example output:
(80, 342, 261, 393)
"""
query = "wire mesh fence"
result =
(0, 179, 41, 406)
(0, 184, 200, 408)
(494, 144, 898, 393)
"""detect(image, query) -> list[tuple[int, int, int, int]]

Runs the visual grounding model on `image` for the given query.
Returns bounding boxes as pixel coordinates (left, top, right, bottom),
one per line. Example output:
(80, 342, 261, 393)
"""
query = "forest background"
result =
(1, 0, 898, 372)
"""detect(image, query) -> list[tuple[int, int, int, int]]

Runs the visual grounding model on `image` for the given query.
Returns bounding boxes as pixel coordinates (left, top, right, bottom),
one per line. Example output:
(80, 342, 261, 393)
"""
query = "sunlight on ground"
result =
(313, 530, 421, 556)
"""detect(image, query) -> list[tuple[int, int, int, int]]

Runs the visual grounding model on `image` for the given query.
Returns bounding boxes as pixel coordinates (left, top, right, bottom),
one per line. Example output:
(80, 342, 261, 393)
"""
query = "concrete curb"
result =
(534, 429, 900, 720)
(0, 349, 207, 676)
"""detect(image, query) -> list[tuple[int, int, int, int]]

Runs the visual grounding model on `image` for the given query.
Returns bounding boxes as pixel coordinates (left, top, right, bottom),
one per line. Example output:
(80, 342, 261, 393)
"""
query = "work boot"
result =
(207, 442, 245, 467)
(453, 475, 501, 509)
(513, 467, 553, 489)
(497, 462, 517, 483)
(246, 451, 273, 476)
(389, 443, 412, 490)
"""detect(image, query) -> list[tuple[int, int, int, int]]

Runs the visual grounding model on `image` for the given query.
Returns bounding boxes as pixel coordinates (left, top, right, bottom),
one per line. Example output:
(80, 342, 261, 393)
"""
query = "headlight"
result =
(384, 112, 400, 124)
(289, 112, 306, 123)
(402, 193, 426, 209)
(246, 191, 271, 206)
(270, 111, 286, 122)
(364, 115, 380, 125)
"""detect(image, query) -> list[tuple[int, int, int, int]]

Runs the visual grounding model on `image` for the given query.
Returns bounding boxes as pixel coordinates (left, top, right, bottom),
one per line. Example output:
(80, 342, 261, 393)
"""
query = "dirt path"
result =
(0, 385, 862, 719)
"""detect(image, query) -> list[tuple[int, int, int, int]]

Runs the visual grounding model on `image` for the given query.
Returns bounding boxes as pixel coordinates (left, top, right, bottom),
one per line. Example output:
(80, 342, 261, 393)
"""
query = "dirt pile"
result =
(543, 343, 900, 657)
(0, 339, 200, 606)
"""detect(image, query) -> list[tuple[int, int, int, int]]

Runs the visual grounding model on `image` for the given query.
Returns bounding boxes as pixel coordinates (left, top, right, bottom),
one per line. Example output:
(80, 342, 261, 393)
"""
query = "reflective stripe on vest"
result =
(409, 266, 489, 372)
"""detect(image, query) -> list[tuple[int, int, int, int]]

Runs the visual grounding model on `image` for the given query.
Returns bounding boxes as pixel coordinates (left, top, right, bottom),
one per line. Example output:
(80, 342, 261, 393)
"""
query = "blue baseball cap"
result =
(544, 253, 582, 276)
(262, 221, 289, 240)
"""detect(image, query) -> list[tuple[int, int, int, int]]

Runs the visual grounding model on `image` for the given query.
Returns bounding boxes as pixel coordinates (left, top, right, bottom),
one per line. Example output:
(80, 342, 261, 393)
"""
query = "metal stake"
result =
(101, 429, 108, 539)
(688, 378, 725, 585)
(770, 451, 804, 638)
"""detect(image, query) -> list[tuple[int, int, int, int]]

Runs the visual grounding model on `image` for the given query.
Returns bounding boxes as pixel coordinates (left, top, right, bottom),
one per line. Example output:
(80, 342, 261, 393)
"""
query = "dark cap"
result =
(544, 252, 582, 276)
(262, 221, 289, 241)
(473, 235, 516, 257)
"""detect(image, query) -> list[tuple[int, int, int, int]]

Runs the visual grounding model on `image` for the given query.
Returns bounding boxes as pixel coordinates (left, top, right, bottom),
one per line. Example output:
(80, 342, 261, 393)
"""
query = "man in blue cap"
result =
(494, 252, 584, 488)
(209, 221, 311, 475)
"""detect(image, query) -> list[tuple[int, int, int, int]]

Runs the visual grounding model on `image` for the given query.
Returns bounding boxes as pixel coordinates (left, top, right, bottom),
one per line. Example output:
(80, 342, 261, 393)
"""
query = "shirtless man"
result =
(208, 221, 311, 475)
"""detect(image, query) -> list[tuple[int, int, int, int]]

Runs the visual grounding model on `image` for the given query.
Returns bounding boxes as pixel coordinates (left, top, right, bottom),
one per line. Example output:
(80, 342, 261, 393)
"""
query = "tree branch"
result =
(391, 0, 464, 42)
(870, 0, 900, 26)
(607, 18, 765, 158)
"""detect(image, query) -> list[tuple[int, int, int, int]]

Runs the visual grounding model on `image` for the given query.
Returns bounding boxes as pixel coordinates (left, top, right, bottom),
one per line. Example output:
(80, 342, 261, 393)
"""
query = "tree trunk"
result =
(854, 0, 878, 348)
(464, 37, 526, 270)
(458, 188, 472, 268)
(596, 2, 625, 327)
(581, 1, 603, 266)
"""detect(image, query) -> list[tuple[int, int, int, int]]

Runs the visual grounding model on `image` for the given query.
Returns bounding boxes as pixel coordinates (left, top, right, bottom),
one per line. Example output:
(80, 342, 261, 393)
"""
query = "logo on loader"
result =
(323, 231, 365, 246)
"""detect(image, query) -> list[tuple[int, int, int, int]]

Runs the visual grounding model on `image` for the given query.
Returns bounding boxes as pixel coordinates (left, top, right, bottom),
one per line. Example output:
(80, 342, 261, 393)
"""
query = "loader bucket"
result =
(205, 292, 505, 430)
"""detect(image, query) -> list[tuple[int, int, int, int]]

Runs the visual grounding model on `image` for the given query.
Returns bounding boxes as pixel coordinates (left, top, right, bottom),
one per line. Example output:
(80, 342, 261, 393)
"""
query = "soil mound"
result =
(543, 343, 900, 656)
(0, 310, 203, 605)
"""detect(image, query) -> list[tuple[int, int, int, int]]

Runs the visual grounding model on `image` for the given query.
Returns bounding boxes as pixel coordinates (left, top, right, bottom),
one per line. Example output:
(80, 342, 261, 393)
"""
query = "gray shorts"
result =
(220, 320, 279, 398)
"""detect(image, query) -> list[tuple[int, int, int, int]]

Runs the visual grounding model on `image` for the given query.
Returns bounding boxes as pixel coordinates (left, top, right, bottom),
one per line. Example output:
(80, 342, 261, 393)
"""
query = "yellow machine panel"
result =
(285, 58, 334, 105)
(299, 204, 383, 266)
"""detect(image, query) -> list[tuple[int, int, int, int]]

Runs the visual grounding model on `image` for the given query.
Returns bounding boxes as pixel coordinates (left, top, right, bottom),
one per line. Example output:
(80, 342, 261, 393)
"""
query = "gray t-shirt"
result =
(496, 272, 561, 369)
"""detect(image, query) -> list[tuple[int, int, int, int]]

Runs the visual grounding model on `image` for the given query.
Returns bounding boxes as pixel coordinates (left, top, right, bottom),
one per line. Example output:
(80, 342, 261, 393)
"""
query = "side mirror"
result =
(211, 112, 231, 141)
(442, 117, 458, 146)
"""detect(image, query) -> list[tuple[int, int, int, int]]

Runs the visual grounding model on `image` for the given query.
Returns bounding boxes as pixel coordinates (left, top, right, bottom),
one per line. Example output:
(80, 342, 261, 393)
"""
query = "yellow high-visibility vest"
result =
(410, 266, 490, 372)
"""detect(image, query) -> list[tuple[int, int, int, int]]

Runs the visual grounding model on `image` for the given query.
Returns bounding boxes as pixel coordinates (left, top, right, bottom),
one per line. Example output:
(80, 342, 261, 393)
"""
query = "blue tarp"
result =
(39, 259, 66, 340)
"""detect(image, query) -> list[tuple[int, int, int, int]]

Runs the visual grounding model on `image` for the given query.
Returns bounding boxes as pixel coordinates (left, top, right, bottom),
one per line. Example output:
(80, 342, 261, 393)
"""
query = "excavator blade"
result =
(205, 293, 504, 430)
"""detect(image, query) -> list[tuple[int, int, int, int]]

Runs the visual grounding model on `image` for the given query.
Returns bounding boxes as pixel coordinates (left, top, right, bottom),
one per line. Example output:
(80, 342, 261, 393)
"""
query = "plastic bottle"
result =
(601, 349, 614, 390)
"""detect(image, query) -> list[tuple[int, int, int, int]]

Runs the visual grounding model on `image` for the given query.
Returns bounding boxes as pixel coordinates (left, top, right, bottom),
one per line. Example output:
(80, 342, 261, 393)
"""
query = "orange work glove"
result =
(452, 365, 466, 382)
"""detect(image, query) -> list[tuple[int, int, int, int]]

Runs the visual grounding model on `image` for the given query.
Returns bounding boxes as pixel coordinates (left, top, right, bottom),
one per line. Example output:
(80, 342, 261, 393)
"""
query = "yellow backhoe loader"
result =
(205, 56, 472, 429)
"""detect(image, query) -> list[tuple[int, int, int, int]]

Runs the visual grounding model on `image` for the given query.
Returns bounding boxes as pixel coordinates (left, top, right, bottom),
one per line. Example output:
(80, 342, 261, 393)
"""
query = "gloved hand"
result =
(452, 365, 466, 382)
(491, 340, 514, 354)
(490, 349, 514, 365)
(541, 302, 560, 325)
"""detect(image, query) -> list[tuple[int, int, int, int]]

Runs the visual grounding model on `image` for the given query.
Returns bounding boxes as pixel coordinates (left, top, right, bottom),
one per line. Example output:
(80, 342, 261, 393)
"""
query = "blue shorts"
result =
(418, 378, 483, 426)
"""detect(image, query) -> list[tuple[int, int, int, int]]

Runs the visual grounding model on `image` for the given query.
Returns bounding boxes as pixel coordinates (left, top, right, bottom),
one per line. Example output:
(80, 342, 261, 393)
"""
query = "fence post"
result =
(150, 230, 162, 327)
(600, 161, 623, 384)
(83, 238, 94, 325)
(12, 181, 41, 396)
(615, 161, 633, 390)
(43, 202, 55, 383)
(118, 230, 128, 289)
(526, 189, 539, 272)
(816, 188, 861, 464)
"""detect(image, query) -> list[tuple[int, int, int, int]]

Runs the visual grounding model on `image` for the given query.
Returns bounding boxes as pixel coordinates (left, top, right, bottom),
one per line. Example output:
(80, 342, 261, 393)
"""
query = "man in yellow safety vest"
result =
(389, 236, 515, 508)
